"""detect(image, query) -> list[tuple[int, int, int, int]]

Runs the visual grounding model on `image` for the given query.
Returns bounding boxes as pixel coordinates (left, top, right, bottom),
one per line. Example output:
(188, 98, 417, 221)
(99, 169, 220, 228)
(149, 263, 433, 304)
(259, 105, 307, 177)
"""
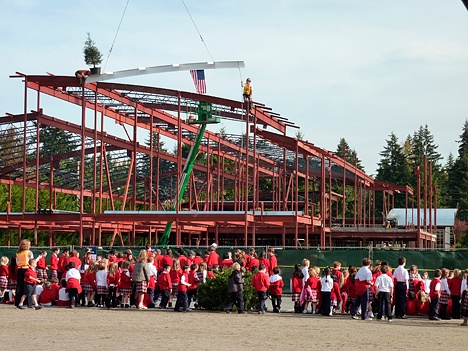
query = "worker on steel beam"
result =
(75, 69, 90, 84)
(241, 77, 253, 111)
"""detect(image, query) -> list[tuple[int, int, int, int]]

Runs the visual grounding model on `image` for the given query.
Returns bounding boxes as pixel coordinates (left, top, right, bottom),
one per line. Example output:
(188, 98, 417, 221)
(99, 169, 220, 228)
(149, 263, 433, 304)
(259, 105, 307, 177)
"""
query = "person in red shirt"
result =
(0, 256, 9, 302)
(269, 266, 284, 313)
(258, 252, 270, 275)
(177, 249, 187, 268)
(205, 244, 220, 268)
(38, 281, 57, 306)
(58, 249, 69, 280)
(158, 264, 172, 309)
(49, 247, 60, 280)
(81, 263, 97, 307)
(193, 251, 204, 266)
(247, 252, 259, 272)
(291, 264, 304, 313)
(267, 248, 278, 276)
(187, 264, 199, 306)
(17, 258, 42, 310)
(174, 264, 191, 312)
(107, 262, 120, 308)
(251, 263, 270, 314)
(219, 252, 233, 268)
(36, 251, 48, 280)
(448, 269, 463, 319)
(67, 250, 82, 271)
(169, 259, 182, 308)
(161, 249, 175, 269)
(429, 269, 442, 320)
(119, 261, 132, 308)
(302, 267, 320, 314)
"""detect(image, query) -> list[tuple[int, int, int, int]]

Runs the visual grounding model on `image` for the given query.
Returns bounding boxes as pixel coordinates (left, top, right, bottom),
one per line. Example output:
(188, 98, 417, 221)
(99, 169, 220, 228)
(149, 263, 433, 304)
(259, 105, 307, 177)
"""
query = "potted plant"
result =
(83, 32, 103, 75)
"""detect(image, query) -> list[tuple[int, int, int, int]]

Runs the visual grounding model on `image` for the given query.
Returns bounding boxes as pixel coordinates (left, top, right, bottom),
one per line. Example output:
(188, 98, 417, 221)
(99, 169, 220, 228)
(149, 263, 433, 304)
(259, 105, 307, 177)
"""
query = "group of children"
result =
(285, 257, 468, 326)
(2, 247, 467, 326)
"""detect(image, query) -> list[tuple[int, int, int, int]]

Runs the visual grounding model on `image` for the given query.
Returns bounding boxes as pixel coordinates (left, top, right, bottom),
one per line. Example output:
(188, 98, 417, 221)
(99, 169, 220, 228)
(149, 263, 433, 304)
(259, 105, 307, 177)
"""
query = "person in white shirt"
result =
(375, 265, 394, 322)
(393, 257, 409, 319)
(320, 267, 334, 316)
(351, 258, 373, 320)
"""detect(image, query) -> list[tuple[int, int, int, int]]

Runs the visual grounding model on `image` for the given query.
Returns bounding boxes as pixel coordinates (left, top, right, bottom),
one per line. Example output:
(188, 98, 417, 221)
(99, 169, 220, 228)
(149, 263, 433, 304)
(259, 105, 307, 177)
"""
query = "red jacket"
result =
(37, 257, 47, 270)
(107, 272, 120, 287)
(170, 268, 182, 284)
(219, 259, 233, 268)
(50, 253, 59, 270)
(178, 255, 187, 268)
(258, 258, 270, 274)
(0, 265, 8, 277)
(304, 276, 320, 290)
(269, 276, 284, 295)
(119, 270, 132, 290)
(187, 271, 198, 290)
(205, 252, 220, 268)
(269, 254, 278, 275)
(330, 281, 342, 301)
(291, 276, 303, 293)
(158, 271, 172, 291)
(161, 256, 174, 268)
(251, 271, 270, 292)
(58, 254, 68, 273)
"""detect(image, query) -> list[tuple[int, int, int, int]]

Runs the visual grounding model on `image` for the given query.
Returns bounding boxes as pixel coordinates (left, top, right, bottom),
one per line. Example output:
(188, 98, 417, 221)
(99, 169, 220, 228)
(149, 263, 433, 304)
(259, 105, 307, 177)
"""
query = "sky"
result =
(2, 0, 468, 175)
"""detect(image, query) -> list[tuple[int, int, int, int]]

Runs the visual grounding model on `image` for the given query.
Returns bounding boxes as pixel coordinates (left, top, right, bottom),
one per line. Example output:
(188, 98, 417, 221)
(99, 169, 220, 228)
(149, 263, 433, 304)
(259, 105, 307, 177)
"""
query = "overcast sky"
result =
(2, 0, 468, 174)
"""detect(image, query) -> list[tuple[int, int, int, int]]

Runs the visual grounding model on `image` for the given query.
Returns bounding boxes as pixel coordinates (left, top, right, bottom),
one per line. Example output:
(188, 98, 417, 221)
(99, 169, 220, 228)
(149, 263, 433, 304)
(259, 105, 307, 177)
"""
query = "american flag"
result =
(190, 69, 206, 94)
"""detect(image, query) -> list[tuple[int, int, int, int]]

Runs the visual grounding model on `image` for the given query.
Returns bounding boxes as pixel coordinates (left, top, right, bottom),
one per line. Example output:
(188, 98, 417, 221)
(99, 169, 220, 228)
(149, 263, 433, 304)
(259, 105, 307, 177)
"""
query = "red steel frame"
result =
(0, 73, 439, 248)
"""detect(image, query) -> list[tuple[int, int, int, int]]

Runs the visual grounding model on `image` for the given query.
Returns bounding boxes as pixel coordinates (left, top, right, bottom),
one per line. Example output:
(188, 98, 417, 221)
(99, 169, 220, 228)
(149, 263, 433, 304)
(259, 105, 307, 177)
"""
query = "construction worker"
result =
(241, 78, 252, 111)
(75, 69, 90, 84)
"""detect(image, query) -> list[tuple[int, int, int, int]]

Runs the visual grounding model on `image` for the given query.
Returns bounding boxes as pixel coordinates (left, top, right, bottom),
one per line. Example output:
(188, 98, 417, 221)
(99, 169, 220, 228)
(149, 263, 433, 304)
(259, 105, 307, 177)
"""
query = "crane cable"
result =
(103, 0, 131, 72)
(181, 0, 215, 62)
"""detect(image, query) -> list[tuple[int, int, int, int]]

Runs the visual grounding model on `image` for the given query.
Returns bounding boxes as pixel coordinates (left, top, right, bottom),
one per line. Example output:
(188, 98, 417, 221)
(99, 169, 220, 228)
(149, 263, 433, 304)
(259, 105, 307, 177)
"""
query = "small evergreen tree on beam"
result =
(83, 32, 102, 72)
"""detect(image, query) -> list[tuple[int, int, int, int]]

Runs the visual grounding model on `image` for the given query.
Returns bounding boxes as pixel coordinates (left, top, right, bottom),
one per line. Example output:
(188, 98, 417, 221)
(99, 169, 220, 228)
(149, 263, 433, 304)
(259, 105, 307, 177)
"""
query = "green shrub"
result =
(198, 269, 258, 311)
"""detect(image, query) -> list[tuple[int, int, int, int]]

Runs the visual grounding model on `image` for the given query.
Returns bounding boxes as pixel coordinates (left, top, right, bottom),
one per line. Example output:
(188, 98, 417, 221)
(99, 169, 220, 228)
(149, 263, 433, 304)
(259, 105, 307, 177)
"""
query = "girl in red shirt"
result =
(49, 248, 60, 280)
(119, 261, 132, 308)
(302, 267, 319, 314)
(169, 259, 182, 308)
(291, 264, 304, 313)
(107, 262, 120, 308)
(81, 263, 97, 307)
(0, 256, 9, 302)
(36, 251, 48, 280)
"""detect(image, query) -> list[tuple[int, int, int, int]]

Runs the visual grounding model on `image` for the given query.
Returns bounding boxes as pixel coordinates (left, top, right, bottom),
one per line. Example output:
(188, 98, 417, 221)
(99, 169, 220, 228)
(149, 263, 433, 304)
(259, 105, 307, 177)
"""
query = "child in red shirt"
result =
(82, 263, 97, 307)
(269, 266, 284, 313)
(174, 264, 191, 312)
(107, 262, 120, 308)
(302, 267, 320, 314)
(291, 264, 304, 313)
(429, 269, 442, 320)
(38, 281, 57, 306)
(119, 261, 132, 308)
(0, 256, 9, 303)
(158, 264, 172, 309)
(251, 263, 270, 314)
(36, 251, 48, 280)
(17, 258, 42, 310)
(49, 247, 60, 280)
(169, 259, 182, 308)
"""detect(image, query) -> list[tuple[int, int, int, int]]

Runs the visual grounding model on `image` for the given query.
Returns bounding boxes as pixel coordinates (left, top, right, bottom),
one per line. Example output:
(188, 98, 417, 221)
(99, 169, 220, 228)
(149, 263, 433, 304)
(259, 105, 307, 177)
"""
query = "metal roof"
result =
(386, 208, 458, 227)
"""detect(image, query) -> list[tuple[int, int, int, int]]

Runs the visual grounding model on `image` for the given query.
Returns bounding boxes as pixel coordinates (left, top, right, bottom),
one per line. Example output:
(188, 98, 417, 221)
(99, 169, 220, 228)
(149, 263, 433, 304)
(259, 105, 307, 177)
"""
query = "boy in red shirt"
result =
(251, 263, 270, 314)
(429, 269, 442, 321)
(269, 267, 284, 313)
(158, 264, 172, 309)
(174, 264, 191, 312)
(17, 259, 42, 310)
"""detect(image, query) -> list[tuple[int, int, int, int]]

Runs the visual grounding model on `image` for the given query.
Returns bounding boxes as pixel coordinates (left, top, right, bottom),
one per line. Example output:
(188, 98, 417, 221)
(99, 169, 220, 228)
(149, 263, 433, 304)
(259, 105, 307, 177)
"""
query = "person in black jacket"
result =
(224, 262, 246, 314)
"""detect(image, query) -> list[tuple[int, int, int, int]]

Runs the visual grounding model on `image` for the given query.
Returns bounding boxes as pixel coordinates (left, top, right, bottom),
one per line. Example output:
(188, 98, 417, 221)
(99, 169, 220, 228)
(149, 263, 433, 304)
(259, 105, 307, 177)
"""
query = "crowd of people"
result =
(1, 239, 467, 326)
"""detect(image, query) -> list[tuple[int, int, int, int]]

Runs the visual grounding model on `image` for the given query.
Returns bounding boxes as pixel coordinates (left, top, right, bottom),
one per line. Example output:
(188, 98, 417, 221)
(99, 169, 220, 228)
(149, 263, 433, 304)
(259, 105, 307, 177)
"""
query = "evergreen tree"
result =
(376, 132, 412, 207)
(335, 138, 364, 170)
(409, 125, 442, 172)
(447, 121, 468, 221)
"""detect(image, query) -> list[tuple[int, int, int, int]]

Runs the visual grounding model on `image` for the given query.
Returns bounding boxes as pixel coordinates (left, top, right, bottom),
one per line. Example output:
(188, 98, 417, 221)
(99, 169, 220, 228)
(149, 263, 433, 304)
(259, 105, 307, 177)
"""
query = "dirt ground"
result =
(0, 304, 466, 351)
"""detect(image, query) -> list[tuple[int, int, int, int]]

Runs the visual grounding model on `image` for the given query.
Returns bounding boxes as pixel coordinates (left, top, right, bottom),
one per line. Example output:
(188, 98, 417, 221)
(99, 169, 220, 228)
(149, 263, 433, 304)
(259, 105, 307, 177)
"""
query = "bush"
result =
(198, 269, 258, 311)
